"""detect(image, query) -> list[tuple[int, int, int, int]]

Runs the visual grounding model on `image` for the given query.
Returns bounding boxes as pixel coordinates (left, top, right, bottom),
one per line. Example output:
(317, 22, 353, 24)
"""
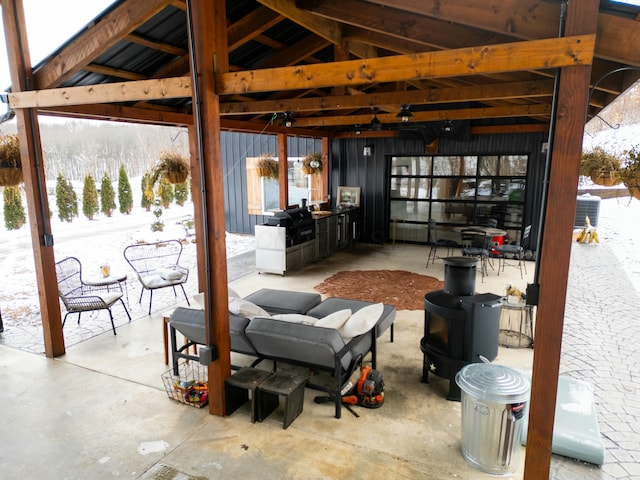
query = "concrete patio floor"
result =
(0, 241, 635, 479)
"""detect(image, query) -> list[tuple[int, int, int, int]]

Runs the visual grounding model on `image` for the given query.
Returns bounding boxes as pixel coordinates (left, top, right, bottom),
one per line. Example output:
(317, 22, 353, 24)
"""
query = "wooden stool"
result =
(256, 372, 306, 429)
(224, 367, 274, 422)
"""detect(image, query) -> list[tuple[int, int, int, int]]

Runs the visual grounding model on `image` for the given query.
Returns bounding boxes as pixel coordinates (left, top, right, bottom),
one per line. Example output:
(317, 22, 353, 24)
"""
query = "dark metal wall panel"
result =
(330, 137, 425, 243)
(331, 132, 549, 248)
(221, 132, 321, 235)
(221, 131, 277, 233)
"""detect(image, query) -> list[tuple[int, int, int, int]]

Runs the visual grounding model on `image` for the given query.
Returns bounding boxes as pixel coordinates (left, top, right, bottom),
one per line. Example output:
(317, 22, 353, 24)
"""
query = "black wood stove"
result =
(420, 257, 502, 401)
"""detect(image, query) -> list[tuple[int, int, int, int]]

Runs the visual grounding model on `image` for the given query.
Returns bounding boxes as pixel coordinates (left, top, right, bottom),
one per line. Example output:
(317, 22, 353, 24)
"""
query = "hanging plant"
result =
(151, 150, 190, 185)
(580, 146, 621, 187)
(302, 152, 323, 175)
(620, 145, 640, 200)
(0, 134, 23, 187)
(256, 154, 278, 179)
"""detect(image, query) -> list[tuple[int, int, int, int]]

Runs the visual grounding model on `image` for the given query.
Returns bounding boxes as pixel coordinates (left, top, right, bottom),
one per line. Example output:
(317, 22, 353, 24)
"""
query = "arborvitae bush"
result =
(174, 181, 189, 206)
(118, 165, 133, 214)
(157, 177, 174, 208)
(82, 174, 99, 220)
(100, 173, 117, 217)
(141, 172, 154, 211)
(56, 173, 78, 222)
(3, 186, 26, 230)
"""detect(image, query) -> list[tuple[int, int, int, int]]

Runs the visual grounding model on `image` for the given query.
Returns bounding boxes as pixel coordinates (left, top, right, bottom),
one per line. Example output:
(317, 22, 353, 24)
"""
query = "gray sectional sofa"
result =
(169, 288, 396, 418)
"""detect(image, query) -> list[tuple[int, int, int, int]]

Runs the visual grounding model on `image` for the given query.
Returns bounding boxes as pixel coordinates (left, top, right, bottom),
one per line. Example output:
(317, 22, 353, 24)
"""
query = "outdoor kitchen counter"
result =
(255, 207, 359, 274)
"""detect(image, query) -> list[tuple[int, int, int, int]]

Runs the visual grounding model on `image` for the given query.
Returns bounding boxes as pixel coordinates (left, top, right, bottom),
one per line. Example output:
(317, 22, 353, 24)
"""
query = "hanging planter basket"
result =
(256, 155, 278, 179)
(152, 150, 190, 185)
(580, 147, 621, 186)
(621, 146, 640, 200)
(166, 170, 189, 184)
(0, 134, 22, 187)
(0, 167, 23, 187)
(589, 169, 621, 187)
(622, 175, 640, 200)
(302, 152, 322, 175)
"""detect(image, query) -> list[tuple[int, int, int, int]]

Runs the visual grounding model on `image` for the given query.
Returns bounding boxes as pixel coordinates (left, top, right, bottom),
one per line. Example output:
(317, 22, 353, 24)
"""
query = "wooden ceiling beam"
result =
(125, 32, 186, 56)
(216, 35, 595, 95)
(258, 35, 330, 69)
(227, 6, 283, 50)
(83, 64, 148, 81)
(220, 79, 554, 115)
(39, 103, 193, 126)
(9, 76, 192, 109)
(33, 0, 174, 89)
(258, 0, 343, 45)
(257, 0, 376, 59)
(292, 103, 551, 127)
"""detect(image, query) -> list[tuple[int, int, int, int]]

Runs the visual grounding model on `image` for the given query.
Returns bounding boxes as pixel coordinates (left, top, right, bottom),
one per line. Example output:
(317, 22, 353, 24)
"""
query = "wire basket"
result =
(162, 361, 208, 408)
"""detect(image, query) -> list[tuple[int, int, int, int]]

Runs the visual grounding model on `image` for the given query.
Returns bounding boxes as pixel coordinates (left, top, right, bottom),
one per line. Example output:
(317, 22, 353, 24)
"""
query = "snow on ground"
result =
(0, 198, 255, 331)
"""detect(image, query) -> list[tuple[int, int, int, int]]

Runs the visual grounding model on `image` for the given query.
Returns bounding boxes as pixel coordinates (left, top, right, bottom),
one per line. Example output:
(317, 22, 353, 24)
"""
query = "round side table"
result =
(499, 298, 534, 348)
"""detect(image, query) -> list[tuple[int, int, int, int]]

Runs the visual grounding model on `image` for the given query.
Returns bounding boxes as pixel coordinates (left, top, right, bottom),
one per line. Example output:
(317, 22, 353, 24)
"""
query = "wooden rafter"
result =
(227, 6, 283, 50)
(220, 79, 555, 115)
(293, 104, 551, 127)
(297, 0, 517, 51)
(216, 35, 595, 95)
(365, 0, 640, 67)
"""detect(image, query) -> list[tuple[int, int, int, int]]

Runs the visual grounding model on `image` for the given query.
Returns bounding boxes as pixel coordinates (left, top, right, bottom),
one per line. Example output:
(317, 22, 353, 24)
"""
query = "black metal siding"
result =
(331, 132, 549, 248)
(222, 132, 322, 234)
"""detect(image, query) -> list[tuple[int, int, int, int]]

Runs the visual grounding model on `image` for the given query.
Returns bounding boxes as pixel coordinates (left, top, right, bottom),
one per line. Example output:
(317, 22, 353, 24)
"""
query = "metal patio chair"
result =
(495, 225, 532, 279)
(55, 256, 131, 335)
(124, 240, 190, 315)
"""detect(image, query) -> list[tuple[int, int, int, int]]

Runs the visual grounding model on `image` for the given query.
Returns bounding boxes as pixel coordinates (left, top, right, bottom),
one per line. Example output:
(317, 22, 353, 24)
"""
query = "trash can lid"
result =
(456, 363, 530, 404)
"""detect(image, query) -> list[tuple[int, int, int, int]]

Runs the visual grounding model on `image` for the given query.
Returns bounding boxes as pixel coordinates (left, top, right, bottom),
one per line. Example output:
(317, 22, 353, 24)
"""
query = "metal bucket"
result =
(455, 363, 530, 475)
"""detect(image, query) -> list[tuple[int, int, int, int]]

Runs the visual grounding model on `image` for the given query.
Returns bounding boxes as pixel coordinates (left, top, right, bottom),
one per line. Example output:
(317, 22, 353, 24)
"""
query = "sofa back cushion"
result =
(246, 317, 352, 370)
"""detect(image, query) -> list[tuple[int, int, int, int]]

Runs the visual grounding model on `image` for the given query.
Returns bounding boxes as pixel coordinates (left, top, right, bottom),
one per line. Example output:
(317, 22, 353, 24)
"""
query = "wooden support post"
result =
(188, 125, 207, 292)
(187, 0, 231, 417)
(278, 133, 289, 209)
(2, 0, 65, 357)
(321, 137, 329, 202)
(523, 1, 599, 478)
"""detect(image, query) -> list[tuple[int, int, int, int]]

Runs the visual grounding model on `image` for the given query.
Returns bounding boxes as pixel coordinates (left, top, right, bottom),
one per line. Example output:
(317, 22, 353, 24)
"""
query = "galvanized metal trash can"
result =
(455, 363, 530, 475)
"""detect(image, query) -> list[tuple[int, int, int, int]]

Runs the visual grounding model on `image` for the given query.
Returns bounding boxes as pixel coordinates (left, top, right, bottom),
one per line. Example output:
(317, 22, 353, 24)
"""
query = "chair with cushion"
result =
(55, 256, 131, 335)
(460, 229, 491, 281)
(426, 218, 458, 267)
(124, 240, 190, 314)
(495, 225, 532, 279)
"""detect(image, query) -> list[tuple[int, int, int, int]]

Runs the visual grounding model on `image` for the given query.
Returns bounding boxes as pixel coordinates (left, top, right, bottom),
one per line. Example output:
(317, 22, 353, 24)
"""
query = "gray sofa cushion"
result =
(307, 297, 396, 338)
(245, 317, 357, 370)
(170, 307, 206, 344)
(244, 288, 322, 315)
(170, 308, 258, 356)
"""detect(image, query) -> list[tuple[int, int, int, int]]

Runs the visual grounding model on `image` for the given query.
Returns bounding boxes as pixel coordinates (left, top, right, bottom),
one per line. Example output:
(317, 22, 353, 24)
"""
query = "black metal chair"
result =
(124, 240, 190, 314)
(495, 225, 532, 279)
(426, 218, 458, 268)
(460, 229, 491, 281)
(55, 256, 131, 335)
